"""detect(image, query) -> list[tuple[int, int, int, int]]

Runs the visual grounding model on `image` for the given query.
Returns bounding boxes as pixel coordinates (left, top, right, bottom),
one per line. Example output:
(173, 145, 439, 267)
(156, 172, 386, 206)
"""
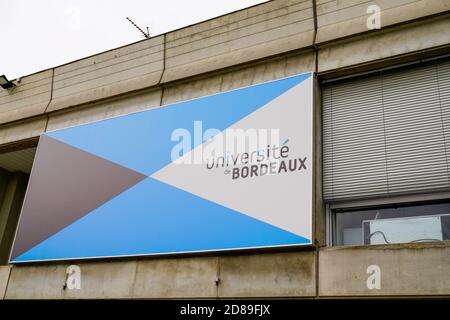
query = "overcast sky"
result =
(0, 0, 267, 79)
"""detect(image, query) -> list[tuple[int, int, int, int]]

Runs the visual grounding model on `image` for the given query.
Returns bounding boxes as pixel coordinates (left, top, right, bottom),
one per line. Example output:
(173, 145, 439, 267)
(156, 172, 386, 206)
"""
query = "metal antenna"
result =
(126, 17, 150, 39)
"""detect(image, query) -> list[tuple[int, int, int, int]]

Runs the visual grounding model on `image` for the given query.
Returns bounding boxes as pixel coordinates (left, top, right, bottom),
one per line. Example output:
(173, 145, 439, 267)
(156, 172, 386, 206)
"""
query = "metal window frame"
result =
(321, 53, 450, 84)
(326, 191, 450, 247)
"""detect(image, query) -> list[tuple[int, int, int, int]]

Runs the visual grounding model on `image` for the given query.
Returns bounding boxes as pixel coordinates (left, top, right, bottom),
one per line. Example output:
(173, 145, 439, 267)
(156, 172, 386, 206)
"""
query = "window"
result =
(332, 200, 450, 246)
(322, 58, 450, 202)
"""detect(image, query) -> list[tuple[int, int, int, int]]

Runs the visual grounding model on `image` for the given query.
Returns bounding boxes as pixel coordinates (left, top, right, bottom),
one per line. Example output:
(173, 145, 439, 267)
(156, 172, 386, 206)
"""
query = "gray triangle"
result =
(11, 135, 147, 260)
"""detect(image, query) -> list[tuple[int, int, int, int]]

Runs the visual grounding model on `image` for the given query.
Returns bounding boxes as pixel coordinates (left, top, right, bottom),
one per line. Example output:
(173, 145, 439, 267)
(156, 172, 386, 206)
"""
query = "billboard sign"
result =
(10, 73, 313, 263)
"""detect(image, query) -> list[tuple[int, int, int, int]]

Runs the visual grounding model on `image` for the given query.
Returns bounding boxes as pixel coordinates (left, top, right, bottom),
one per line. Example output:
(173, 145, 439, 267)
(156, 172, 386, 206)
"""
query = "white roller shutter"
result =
(323, 59, 450, 202)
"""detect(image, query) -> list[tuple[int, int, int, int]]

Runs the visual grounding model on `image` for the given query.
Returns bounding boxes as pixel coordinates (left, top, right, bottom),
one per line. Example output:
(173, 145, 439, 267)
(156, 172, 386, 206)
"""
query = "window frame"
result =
(326, 192, 450, 247)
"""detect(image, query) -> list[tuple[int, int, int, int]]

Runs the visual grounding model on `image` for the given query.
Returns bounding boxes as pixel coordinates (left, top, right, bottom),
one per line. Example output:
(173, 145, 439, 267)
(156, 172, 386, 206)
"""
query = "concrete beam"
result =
(319, 242, 450, 297)
(46, 88, 162, 132)
(218, 251, 316, 298)
(316, 0, 450, 44)
(0, 70, 52, 125)
(131, 257, 217, 299)
(0, 49, 316, 151)
(5, 264, 68, 299)
(5, 250, 316, 299)
(47, 36, 164, 113)
(0, 118, 47, 146)
(162, 0, 314, 82)
(63, 261, 138, 299)
(5, 243, 450, 298)
(5, 256, 217, 299)
(318, 14, 450, 73)
(5, 261, 139, 299)
(162, 51, 315, 106)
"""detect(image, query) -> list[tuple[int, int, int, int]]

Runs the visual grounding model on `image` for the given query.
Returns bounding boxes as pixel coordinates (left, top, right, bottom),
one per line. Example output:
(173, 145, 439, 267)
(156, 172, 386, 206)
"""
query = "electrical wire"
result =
(366, 230, 390, 244)
(366, 230, 441, 244)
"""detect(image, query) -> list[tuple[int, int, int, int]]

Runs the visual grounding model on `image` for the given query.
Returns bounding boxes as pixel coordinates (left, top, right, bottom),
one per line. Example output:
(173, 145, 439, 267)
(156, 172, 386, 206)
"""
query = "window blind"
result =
(323, 59, 450, 201)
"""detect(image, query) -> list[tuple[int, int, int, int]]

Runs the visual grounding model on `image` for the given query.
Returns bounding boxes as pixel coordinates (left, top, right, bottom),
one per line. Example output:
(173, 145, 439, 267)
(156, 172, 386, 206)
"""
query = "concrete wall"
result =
(0, 70, 52, 123)
(2, 242, 449, 299)
(318, 14, 450, 73)
(316, 0, 450, 44)
(0, 0, 449, 299)
(48, 37, 164, 113)
(4, 251, 316, 299)
(319, 242, 450, 297)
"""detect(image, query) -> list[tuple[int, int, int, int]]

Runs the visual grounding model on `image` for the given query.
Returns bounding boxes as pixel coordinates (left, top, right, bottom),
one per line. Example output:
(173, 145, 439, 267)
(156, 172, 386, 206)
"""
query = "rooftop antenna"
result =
(126, 17, 150, 39)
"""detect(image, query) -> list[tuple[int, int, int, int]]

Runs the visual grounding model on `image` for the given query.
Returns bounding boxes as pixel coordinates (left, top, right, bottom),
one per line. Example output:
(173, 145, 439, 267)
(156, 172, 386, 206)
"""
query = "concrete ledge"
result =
(162, 31, 314, 83)
(162, 51, 315, 106)
(4, 256, 217, 299)
(0, 50, 315, 145)
(4, 244, 450, 298)
(47, 71, 163, 113)
(5, 261, 138, 299)
(46, 36, 164, 113)
(4, 251, 317, 299)
(132, 257, 217, 299)
(162, 0, 313, 82)
(5, 264, 67, 299)
(64, 261, 137, 299)
(316, 0, 450, 44)
(46, 88, 162, 132)
(0, 69, 53, 125)
(0, 118, 47, 146)
(319, 242, 450, 297)
(0, 102, 49, 126)
(0, 266, 11, 299)
(218, 251, 316, 298)
(318, 14, 450, 72)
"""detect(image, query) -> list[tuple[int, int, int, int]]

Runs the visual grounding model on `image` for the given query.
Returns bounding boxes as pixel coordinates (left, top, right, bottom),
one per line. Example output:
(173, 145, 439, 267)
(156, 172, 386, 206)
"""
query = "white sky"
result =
(0, 0, 267, 79)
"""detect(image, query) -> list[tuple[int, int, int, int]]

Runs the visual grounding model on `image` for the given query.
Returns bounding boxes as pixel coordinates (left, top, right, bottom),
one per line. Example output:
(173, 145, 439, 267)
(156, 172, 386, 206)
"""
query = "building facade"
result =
(0, 0, 449, 298)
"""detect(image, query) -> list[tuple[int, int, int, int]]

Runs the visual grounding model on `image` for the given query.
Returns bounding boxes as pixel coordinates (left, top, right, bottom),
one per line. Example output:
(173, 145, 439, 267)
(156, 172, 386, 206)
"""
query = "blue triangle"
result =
(13, 177, 310, 262)
(47, 74, 311, 176)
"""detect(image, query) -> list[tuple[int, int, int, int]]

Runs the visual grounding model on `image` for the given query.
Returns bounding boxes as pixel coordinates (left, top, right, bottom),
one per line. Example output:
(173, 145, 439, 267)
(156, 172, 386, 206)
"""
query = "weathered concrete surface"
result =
(7, 261, 138, 299)
(0, 70, 52, 125)
(162, 51, 315, 106)
(0, 266, 11, 299)
(316, 0, 450, 44)
(218, 251, 316, 298)
(47, 36, 164, 113)
(162, 0, 314, 82)
(5, 256, 217, 299)
(132, 257, 217, 298)
(5, 244, 450, 298)
(63, 261, 138, 299)
(319, 242, 450, 297)
(4, 251, 316, 299)
(0, 51, 315, 146)
(318, 14, 450, 73)
(5, 264, 68, 299)
(46, 88, 162, 132)
(0, 118, 47, 146)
